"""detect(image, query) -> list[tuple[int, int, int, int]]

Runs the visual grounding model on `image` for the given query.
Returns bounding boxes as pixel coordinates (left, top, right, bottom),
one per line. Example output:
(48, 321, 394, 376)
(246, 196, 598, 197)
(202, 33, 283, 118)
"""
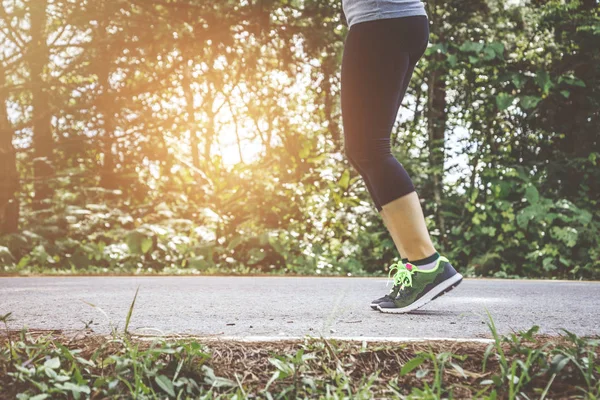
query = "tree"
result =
(29, 0, 54, 209)
(0, 62, 19, 233)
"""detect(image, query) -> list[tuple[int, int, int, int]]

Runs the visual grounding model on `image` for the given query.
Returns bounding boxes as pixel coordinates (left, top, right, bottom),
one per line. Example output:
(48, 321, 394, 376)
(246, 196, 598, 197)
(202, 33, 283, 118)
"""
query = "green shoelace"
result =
(392, 264, 414, 289)
(386, 262, 406, 288)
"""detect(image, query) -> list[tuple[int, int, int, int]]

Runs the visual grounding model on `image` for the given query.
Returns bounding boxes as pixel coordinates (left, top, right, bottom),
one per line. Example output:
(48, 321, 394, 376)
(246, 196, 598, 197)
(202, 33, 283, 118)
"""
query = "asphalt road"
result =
(0, 277, 598, 340)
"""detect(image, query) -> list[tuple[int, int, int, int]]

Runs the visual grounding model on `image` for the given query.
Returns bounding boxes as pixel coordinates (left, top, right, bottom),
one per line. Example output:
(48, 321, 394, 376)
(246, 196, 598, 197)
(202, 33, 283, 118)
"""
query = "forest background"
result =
(0, 0, 598, 279)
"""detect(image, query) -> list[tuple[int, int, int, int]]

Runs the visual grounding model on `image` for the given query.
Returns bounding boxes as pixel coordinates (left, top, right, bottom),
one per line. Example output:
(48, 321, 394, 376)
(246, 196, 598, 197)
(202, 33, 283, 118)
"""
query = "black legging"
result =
(341, 15, 429, 211)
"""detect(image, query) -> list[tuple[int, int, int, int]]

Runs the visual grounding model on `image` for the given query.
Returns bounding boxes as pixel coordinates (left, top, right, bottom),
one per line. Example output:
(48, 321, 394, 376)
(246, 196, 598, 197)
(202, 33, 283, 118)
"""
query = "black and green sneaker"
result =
(370, 261, 404, 310)
(377, 255, 463, 314)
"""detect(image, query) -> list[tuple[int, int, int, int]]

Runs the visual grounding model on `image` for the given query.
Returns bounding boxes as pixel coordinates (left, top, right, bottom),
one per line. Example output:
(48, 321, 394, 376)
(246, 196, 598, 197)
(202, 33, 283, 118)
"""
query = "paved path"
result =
(0, 277, 598, 340)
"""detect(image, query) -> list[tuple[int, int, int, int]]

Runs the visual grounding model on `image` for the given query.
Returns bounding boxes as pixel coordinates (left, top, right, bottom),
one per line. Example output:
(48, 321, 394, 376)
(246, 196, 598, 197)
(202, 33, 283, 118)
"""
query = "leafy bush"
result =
(445, 167, 599, 279)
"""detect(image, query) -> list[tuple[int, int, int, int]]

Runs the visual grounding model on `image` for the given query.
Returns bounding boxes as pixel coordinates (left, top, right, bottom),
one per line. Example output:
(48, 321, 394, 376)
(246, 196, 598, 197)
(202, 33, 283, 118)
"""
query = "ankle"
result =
(405, 246, 438, 262)
(409, 252, 440, 266)
(408, 252, 441, 271)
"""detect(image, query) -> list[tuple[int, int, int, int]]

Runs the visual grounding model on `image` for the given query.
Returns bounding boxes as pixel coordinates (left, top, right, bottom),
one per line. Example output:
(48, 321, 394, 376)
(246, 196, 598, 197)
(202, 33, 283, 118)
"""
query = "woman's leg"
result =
(341, 16, 463, 313)
(341, 16, 430, 260)
(380, 193, 436, 261)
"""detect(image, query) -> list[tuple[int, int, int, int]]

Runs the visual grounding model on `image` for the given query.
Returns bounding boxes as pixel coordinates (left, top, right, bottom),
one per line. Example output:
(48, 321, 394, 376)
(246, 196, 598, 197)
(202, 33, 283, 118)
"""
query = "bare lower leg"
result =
(379, 209, 407, 260)
(380, 191, 436, 261)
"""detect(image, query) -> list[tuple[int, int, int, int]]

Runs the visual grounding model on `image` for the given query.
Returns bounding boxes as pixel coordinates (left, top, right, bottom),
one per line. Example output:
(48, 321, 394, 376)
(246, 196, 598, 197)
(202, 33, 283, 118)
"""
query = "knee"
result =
(344, 142, 366, 171)
(344, 140, 391, 171)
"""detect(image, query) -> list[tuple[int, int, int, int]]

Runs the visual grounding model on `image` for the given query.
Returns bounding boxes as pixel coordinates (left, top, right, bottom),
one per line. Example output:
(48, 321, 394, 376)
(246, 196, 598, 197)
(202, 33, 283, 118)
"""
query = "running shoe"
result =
(370, 261, 404, 310)
(377, 256, 463, 314)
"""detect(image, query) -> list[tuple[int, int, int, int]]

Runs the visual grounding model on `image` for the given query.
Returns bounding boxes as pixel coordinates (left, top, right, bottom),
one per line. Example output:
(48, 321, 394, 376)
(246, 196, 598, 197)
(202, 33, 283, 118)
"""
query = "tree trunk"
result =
(29, 0, 54, 210)
(0, 64, 20, 233)
(427, 59, 447, 241)
(182, 59, 200, 169)
(229, 100, 245, 164)
(322, 56, 340, 146)
(97, 24, 117, 189)
(204, 91, 216, 165)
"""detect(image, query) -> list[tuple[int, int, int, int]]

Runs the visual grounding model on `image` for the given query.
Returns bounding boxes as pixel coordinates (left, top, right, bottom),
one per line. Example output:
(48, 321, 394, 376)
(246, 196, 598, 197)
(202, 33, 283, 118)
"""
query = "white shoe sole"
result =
(377, 273, 463, 314)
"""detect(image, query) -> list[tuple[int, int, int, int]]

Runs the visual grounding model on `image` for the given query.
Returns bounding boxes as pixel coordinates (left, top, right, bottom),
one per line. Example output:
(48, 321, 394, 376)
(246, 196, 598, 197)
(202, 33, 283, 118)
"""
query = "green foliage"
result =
(481, 312, 600, 399)
(445, 166, 599, 279)
(425, 0, 600, 280)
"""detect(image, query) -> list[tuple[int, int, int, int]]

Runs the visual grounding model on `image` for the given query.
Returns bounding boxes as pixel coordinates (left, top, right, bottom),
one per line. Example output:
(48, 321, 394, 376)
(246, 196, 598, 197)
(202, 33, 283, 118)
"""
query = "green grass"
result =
(0, 297, 599, 399)
(1, 324, 598, 399)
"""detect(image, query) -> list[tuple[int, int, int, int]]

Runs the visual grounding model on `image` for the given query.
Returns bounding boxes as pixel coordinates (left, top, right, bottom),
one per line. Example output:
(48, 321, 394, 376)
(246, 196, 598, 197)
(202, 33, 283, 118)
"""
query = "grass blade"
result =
(124, 286, 140, 335)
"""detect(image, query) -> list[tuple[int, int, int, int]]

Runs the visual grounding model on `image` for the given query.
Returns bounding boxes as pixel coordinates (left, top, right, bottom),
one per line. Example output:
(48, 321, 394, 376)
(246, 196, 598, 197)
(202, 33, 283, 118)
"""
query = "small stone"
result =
(330, 329, 336, 334)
